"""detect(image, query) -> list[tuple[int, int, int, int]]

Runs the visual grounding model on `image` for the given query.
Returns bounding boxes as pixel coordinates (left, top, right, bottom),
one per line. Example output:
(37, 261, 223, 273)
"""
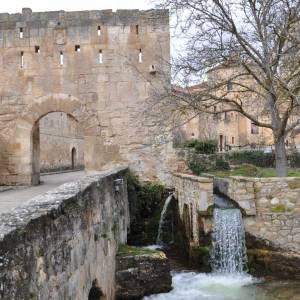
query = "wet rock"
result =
(116, 245, 172, 299)
(247, 249, 300, 280)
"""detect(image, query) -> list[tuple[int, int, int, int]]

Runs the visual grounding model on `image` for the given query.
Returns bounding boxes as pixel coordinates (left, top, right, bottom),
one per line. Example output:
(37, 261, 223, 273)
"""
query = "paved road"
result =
(0, 171, 86, 214)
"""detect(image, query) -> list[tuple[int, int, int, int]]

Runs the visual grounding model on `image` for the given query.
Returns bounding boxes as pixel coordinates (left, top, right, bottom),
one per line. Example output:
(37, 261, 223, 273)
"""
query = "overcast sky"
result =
(0, 0, 153, 14)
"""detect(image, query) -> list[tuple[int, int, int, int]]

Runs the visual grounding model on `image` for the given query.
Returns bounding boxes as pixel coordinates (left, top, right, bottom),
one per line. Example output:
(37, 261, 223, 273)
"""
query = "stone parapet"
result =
(0, 167, 129, 300)
(0, 8, 169, 28)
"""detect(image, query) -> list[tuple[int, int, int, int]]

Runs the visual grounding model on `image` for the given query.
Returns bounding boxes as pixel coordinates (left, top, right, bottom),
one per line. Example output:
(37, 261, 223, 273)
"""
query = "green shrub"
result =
(227, 151, 275, 168)
(126, 171, 166, 245)
(215, 158, 230, 170)
(184, 139, 218, 154)
(188, 161, 207, 175)
(289, 152, 300, 168)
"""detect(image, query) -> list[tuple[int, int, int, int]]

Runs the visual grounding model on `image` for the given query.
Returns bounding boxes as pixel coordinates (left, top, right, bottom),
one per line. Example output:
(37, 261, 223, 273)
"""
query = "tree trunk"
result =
(274, 135, 288, 177)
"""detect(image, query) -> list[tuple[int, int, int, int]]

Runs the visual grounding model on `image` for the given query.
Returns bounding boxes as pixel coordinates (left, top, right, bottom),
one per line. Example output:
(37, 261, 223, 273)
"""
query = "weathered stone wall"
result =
(172, 173, 213, 247)
(214, 176, 300, 253)
(0, 8, 171, 185)
(0, 167, 129, 300)
(39, 112, 84, 172)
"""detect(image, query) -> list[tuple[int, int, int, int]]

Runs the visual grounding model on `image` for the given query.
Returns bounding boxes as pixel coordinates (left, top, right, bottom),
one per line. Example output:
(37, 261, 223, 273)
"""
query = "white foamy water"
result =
(156, 193, 174, 245)
(211, 208, 248, 274)
(144, 271, 258, 300)
(143, 245, 163, 250)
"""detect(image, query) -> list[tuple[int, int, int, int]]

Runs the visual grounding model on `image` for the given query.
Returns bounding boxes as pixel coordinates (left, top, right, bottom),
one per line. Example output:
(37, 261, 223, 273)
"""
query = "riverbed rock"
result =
(248, 249, 300, 279)
(116, 245, 172, 299)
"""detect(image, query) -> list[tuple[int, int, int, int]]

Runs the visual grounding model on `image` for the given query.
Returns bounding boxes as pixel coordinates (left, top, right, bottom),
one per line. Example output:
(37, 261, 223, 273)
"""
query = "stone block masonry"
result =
(0, 167, 129, 300)
(172, 173, 213, 247)
(214, 176, 300, 253)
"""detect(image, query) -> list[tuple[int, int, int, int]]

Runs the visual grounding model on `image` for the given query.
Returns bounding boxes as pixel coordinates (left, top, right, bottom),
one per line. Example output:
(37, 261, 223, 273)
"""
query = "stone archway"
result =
(11, 93, 121, 185)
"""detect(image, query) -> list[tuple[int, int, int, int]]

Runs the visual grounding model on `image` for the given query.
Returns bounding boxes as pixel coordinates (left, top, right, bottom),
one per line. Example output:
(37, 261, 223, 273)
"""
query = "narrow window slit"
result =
(99, 50, 103, 64)
(136, 25, 139, 34)
(21, 51, 24, 68)
(60, 51, 64, 66)
(75, 45, 81, 52)
(20, 28, 23, 39)
(98, 26, 101, 36)
(35, 46, 40, 53)
(139, 49, 143, 63)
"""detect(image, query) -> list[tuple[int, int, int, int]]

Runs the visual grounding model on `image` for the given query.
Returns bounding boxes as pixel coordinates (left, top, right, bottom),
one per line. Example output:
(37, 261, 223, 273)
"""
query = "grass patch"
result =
(209, 165, 300, 178)
(118, 245, 165, 258)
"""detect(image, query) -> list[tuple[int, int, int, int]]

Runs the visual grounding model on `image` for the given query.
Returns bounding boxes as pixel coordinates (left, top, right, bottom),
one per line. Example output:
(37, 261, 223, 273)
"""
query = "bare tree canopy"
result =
(156, 0, 300, 176)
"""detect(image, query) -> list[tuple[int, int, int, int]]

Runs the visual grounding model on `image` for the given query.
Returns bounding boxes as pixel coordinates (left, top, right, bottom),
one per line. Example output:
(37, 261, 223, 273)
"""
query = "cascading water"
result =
(210, 207, 248, 274)
(144, 194, 299, 300)
(156, 193, 174, 245)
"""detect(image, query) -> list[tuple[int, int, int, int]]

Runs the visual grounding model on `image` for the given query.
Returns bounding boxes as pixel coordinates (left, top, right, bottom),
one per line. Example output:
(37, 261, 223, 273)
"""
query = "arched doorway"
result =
(31, 112, 84, 185)
(11, 93, 120, 186)
(71, 147, 77, 169)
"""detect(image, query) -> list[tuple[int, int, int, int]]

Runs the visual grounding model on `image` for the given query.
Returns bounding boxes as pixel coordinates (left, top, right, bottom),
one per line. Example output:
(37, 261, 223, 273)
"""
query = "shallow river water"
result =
(144, 271, 300, 300)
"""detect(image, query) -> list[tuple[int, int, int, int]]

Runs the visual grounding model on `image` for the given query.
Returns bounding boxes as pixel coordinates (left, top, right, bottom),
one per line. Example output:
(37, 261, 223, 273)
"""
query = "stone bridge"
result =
(0, 167, 129, 300)
(0, 8, 171, 186)
(173, 173, 300, 254)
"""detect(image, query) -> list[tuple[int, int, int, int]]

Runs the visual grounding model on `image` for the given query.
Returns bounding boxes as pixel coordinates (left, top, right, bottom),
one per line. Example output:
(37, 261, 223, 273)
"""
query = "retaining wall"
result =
(0, 167, 129, 300)
(214, 176, 300, 253)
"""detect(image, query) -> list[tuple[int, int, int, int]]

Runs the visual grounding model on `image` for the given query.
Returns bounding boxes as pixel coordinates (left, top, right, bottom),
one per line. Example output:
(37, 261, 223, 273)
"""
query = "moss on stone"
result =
(271, 204, 291, 213)
(288, 180, 300, 189)
(118, 245, 166, 258)
(189, 246, 211, 272)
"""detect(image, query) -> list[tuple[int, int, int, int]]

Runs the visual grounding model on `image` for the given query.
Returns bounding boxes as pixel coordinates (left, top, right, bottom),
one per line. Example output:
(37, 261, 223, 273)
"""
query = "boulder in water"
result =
(116, 245, 172, 299)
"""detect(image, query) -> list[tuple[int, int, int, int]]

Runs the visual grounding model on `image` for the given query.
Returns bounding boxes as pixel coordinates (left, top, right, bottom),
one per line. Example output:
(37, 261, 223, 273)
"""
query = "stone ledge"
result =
(0, 8, 169, 26)
(173, 172, 213, 183)
(0, 166, 128, 240)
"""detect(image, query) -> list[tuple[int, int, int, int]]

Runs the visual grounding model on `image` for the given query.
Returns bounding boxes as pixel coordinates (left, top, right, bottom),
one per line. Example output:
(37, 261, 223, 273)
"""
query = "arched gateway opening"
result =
(31, 112, 84, 185)
(12, 94, 119, 186)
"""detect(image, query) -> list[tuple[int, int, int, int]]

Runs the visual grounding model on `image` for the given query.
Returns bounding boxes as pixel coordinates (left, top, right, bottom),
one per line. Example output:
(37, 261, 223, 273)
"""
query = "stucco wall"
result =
(172, 173, 213, 246)
(0, 167, 129, 300)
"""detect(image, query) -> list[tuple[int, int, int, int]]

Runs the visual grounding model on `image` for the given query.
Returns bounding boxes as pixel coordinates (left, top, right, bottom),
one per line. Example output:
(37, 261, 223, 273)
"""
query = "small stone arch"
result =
(11, 93, 120, 185)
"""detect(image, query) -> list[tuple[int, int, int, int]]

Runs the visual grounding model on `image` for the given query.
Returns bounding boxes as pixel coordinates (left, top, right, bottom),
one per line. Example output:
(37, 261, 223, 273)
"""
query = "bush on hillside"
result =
(215, 158, 230, 171)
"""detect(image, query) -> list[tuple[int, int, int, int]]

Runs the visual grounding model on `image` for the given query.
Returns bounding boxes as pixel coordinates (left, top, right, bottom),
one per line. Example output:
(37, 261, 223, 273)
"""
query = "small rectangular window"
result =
(20, 28, 23, 39)
(232, 136, 235, 144)
(99, 50, 103, 64)
(60, 51, 64, 66)
(227, 81, 233, 91)
(136, 25, 139, 34)
(75, 45, 81, 52)
(21, 51, 24, 68)
(98, 26, 101, 36)
(35, 46, 40, 53)
(139, 49, 143, 63)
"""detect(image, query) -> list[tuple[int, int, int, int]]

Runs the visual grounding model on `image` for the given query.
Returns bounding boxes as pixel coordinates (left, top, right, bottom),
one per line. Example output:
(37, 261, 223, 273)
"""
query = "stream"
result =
(144, 271, 300, 300)
(144, 193, 300, 300)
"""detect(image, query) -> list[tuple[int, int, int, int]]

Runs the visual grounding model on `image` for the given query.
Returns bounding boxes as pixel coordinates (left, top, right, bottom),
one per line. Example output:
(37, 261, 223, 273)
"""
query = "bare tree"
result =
(155, 0, 300, 176)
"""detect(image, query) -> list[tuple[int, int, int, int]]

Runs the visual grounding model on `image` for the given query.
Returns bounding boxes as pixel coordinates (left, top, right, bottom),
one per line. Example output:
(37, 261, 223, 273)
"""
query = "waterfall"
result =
(210, 208, 248, 274)
(156, 193, 174, 245)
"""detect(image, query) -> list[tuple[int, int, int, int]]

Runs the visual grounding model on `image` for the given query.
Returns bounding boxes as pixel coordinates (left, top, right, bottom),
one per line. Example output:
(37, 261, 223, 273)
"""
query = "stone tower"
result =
(0, 8, 170, 185)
